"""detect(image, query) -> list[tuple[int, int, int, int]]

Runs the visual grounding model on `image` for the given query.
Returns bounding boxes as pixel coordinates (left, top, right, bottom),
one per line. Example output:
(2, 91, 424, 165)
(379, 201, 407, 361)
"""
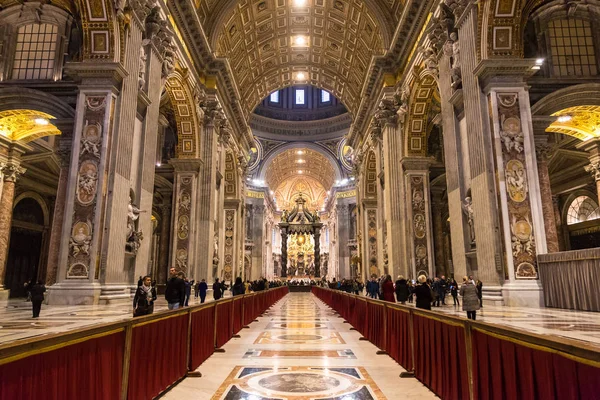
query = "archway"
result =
(163, 71, 201, 158)
(5, 197, 46, 298)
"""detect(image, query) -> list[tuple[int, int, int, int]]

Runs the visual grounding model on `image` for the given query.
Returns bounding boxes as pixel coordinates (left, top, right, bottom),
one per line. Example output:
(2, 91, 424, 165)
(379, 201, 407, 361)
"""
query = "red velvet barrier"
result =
(128, 314, 188, 400)
(413, 314, 468, 400)
(471, 329, 600, 400)
(189, 305, 215, 371)
(354, 297, 368, 335)
(341, 294, 349, 321)
(347, 296, 357, 327)
(366, 301, 386, 350)
(232, 297, 243, 334)
(243, 294, 255, 325)
(386, 307, 412, 371)
(215, 300, 233, 348)
(0, 330, 124, 400)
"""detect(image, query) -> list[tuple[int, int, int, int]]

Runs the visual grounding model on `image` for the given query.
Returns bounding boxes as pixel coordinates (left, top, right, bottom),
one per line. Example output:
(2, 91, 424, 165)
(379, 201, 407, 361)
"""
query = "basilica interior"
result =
(0, 0, 600, 398)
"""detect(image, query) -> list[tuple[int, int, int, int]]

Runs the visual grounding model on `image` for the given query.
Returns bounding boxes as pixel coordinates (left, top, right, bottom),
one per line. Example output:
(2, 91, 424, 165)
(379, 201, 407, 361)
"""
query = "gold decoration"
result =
(0, 110, 60, 142)
(547, 106, 600, 141)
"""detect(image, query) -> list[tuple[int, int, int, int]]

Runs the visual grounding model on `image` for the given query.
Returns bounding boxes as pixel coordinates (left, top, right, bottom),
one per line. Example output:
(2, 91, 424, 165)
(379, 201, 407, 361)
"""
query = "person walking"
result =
(232, 277, 245, 296)
(413, 275, 433, 310)
(165, 267, 185, 310)
(213, 278, 223, 300)
(395, 275, 409, 304)
(439, 275, 448, 305)
(460, 276, 480, 320)
(432, 277, 442, 307)
(198, 279, 208, 303)
(366, 277, 379, 299)
(407, 280, 414, 303)
(133, 275, 157, 317)
(183, 278, 192, 306)
(450, 278, 460, 306)
(381, 275, 396, 302)
(476, 279, 483, 308)
(30, 280, 46, 318)
(195, 280, 201, 298)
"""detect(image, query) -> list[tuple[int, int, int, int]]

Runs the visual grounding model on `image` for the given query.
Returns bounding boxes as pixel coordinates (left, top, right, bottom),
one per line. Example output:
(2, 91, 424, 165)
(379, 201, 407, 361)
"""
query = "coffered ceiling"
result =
(273, 174, 328, 212)
(265, 147, 336, 191)
(547, 106, 600, 141)
(207, 0, 401, 116)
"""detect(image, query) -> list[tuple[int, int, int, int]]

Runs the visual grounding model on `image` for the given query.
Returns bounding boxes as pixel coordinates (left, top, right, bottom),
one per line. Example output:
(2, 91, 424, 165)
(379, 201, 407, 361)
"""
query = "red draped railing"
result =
(215, 300, 233, 348)
(311, 286, 600, 400)
(232, 297, 244, 335)
(386, 306, 412, 371)
(189, 305, 215, 371)
(471, 328, 600, 400)
(0, 286, 288, 400)
(128, 314, 188, 400)
(0, 329, 124, 400)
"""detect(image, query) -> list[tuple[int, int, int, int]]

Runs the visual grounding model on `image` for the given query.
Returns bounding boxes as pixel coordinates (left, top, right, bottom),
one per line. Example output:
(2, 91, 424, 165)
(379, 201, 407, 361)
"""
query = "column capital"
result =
(0, 162, 25, 182)
(534, 140, 556, 162)
(585, 162, 600, 181)
(169, 158, 203, 173)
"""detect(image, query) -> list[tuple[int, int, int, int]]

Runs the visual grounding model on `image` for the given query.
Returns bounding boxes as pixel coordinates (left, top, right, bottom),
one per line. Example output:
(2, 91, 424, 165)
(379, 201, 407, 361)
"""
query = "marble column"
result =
(45, 141, 71, 285)
(336, 203, 350, 279)
(402, 158, 434, 279)
(431, 190, 446, 276)
(158, 201, 171, 285)
(170, 159, 202, 279)
(535, 141, 560, 253)
(553, 196, 566, 251)
(0, 160, 25, 296)
(582, 140, 600, 204)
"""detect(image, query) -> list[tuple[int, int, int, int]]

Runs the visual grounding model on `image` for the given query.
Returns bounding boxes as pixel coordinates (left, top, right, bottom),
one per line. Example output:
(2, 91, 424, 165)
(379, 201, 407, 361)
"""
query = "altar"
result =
(278, 194, 323, 278)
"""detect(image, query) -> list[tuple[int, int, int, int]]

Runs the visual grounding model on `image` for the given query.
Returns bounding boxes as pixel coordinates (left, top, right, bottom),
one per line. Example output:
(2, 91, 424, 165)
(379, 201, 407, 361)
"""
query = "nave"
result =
(166, 292, 436, 400)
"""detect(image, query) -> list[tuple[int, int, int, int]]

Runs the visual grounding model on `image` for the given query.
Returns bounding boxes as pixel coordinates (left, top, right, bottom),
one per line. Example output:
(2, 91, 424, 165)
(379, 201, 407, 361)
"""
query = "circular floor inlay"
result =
(277, 334, 322, 340)
(258, 373, 340, 393)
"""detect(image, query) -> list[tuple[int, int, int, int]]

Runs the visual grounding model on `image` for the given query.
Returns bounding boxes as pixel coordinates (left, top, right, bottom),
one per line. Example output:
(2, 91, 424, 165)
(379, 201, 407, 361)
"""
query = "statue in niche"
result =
(449, 32, 462, 89)
(126, 193, 144, 254)
(212, 233, 219, 277)
(138, 40, 149, 90)
(462, 196, 475, 245)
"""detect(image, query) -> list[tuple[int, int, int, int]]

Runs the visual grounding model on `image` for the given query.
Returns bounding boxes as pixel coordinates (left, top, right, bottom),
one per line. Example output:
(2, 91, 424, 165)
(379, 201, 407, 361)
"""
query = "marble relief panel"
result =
(67, 96, 107, 279)
(410, 176, 429, 276)
(223, 209, 235, 281)
(366, 209, 378, 277)
(495, 93, 538, 279)
(175, 176, 193, 275)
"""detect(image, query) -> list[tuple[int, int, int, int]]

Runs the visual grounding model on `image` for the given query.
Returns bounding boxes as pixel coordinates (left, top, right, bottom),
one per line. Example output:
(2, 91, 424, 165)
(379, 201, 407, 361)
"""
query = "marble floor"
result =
(165, 293, 436, 400)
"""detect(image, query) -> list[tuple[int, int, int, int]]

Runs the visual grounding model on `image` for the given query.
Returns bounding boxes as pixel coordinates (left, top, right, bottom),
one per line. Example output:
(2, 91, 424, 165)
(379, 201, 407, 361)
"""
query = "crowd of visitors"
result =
(325, 273, 484, 320)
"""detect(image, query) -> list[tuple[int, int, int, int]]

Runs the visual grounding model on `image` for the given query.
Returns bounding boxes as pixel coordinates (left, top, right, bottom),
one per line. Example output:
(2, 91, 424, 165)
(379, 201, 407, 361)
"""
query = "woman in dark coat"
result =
(381, 275, 396, 302)
(232, 277, 245, 296)
(414, 275, 433, 310)
(30, 280, 46, 318)
(460, 276, 480, 320)
(133, 276, 157, 317)
(395, 275, 410, 304)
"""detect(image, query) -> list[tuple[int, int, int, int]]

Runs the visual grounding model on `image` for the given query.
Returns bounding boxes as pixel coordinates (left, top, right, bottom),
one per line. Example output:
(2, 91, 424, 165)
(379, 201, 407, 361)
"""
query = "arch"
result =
(531, 83, 600, 115)
(13, 192, 50, 227)
(405, 73, 439, 156)
(209, 0, 391, 117)
(561, 189, 600, 226)
(484, 0, 527, 58)
(256, 142, 343, 186)
(0, 88, 74, 119)
(163, 70, 201, 158)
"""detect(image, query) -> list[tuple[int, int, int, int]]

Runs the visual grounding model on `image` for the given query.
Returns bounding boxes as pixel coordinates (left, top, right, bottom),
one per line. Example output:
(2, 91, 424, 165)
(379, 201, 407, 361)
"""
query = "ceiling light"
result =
(341, 178, 348, 185)
(34, 118, 49, 125)
(294, 36, 307, 46)
(293, 0, 307, 6)
(156, 162, 161, 167)
(296, 150, 304, 155)
(296, 159, 305, 163)
(531, 65, 541, 70)
(326, 191, 330, 195)
(350, 176, 355, 181)
(535, 58, 544, 65)
(298, 170, 304, 174)
(270, 190, 274, 195)
(557, 115, 572, 123)
(296, 72, 306, 80)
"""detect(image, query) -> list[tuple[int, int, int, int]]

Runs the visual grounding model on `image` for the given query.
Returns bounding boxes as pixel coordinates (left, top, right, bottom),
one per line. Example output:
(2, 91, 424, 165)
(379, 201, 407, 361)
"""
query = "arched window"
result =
(567, 195, 600, 225)
(547, 19, 597, 76)
(12, 23, 58, 80)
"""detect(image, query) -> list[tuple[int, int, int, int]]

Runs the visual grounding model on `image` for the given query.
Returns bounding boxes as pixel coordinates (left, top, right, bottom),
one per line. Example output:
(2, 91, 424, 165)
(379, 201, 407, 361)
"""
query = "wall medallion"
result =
(505, 159, 527, 203)
(76, 160, 98, 205)
(413, 213, 426, 239)
(177, 215, 189, 239)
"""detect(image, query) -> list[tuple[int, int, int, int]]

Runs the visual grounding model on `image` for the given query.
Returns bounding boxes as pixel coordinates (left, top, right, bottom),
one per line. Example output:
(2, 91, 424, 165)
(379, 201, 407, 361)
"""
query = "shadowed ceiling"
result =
(265, 147, 336, 191)
(208, 0, 402, 116)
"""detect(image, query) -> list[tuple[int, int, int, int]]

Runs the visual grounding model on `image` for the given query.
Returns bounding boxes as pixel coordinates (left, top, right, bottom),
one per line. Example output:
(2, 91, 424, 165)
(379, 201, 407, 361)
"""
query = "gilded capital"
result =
(0, 162, 25, 182)
(585, 162, 600, 181)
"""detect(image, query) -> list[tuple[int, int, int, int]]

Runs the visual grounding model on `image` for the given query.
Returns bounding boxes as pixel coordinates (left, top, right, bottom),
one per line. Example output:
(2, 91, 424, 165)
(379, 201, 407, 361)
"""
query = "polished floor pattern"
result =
(165, 293, 437, 400)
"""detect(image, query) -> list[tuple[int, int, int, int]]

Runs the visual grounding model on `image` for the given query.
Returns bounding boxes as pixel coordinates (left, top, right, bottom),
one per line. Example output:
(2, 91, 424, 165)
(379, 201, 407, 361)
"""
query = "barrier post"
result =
(120, 325, 133, 400)
(400, 308, 416, 378)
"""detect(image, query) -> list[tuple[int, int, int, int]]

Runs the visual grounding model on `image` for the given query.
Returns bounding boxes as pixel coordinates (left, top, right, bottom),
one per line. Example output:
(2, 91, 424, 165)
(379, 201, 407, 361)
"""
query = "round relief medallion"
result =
(513, 219, 532, 241)
(257, 373, 340, 393)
